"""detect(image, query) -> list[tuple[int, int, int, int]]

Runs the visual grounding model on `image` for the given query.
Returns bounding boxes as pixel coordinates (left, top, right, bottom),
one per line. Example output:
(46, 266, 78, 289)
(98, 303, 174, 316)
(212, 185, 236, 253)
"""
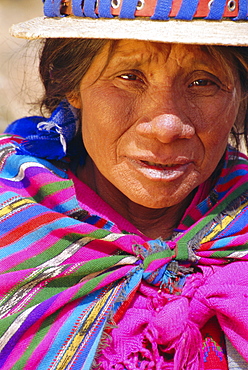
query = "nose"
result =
(136, 113, 195, 143)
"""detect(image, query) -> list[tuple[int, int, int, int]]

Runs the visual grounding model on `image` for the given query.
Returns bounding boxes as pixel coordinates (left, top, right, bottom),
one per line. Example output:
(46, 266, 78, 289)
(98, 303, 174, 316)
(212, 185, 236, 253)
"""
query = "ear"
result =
(66, 91, 81, 109)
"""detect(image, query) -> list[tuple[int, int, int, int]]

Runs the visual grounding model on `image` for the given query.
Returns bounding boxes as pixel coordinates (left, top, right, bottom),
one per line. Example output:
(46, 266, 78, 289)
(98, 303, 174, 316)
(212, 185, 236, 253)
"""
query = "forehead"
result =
(81, 39, 239, 89)
(102, 40, 223, 69)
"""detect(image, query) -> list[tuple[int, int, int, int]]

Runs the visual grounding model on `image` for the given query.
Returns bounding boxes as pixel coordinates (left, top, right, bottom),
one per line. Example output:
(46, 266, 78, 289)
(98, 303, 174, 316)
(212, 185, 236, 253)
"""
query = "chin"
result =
(127, 193, 182, 209)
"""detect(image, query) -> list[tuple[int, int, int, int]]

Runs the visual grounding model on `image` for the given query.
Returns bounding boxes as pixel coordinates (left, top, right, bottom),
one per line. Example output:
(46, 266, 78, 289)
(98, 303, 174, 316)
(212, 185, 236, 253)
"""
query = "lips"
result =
(127, 157, 192, 181)
(140, 160, 184, 170)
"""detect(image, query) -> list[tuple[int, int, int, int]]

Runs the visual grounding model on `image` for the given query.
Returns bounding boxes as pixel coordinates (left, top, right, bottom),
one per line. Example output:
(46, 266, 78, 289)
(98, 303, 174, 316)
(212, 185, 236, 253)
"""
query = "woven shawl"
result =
(0, 130, 247, 370)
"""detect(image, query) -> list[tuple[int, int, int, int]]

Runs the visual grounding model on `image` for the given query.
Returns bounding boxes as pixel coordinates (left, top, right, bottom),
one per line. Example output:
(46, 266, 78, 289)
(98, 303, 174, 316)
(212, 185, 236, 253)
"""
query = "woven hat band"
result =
(43, 0, 247, 20)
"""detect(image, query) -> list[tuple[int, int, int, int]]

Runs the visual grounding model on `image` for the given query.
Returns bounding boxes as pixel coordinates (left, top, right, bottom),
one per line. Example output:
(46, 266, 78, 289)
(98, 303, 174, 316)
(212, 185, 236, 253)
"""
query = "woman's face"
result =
(71, 40, 241, 209)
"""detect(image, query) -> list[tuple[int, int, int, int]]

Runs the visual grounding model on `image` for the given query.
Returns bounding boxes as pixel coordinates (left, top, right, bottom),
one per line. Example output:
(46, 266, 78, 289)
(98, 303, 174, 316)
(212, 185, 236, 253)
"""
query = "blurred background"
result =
(0, 0, 43, 132)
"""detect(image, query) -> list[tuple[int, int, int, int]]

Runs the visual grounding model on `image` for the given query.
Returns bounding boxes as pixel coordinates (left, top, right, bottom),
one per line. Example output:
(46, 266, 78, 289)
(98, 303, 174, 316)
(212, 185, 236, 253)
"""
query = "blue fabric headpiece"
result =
(5, 100, 81, 161)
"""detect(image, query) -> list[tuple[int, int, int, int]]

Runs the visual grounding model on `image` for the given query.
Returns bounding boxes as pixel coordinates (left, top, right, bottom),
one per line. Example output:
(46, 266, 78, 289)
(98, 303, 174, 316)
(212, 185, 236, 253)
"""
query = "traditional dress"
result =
(0, 102, 247, 370)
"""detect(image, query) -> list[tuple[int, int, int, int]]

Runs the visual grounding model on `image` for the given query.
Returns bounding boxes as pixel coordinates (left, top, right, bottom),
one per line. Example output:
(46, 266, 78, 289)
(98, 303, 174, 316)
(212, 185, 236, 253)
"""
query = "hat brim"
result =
(10, 16, 248, 46)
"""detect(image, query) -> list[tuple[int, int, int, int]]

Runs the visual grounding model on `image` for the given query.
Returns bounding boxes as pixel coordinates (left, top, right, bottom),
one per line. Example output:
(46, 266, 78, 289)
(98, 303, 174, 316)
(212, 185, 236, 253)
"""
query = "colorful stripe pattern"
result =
(43, 0, 248, 20)
(0, 133, 247, 369)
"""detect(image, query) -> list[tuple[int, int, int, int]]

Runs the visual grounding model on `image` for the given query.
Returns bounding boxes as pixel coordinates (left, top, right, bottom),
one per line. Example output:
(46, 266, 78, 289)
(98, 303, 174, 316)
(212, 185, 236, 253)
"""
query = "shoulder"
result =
(0, 132, 69, 180)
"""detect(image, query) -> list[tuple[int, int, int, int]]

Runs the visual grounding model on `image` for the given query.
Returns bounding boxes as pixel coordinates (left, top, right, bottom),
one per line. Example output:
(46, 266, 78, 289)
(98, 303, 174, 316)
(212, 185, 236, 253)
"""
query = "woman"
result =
(1, 0, 248, 369)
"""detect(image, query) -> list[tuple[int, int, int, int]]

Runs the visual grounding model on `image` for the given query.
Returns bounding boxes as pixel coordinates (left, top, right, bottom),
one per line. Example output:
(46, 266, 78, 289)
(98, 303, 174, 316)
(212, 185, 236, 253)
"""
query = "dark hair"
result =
(39, 39, 248, 151)
(205, 45, 248, 151)
(39, 38, 109, 112)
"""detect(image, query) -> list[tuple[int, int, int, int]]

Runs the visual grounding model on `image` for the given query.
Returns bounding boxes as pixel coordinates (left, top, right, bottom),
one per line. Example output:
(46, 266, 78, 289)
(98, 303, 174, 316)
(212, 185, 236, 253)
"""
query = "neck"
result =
(77, 157, 194, 239)
(118, 199, 192, 239)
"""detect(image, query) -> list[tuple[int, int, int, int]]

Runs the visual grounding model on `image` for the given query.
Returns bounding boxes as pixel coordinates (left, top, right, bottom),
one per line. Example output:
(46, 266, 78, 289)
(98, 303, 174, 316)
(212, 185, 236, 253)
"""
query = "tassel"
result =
(173, 321, 204, 370)
(15, 101, 78, 160)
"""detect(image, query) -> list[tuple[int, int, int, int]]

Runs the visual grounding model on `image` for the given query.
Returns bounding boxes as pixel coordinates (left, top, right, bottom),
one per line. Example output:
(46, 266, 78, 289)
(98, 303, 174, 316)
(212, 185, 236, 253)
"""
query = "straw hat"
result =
(10, 0, 248, 46)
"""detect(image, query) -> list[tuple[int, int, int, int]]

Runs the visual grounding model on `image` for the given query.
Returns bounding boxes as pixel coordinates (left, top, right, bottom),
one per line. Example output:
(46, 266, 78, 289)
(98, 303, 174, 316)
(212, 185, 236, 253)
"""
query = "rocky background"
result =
(0, 0, 43, 131)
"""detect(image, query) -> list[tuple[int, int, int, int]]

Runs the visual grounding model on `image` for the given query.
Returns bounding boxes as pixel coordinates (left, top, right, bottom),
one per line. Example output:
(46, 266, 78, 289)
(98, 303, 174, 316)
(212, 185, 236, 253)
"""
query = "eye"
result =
(187, 74, 221, 97)
(120, 73, 138, 80)
(118, 70, 145, 84)
(188, 79, 216, 88)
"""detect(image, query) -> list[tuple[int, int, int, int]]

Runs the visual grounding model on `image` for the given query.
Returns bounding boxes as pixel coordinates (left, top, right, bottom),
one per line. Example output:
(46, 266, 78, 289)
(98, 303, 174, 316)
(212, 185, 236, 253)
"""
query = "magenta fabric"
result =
(96, 262, 248, 369)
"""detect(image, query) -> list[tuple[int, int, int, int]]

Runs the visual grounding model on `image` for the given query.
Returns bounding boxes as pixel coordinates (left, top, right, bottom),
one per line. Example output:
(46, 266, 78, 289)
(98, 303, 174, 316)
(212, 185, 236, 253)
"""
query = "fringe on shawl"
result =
(97, 320, 204, 370)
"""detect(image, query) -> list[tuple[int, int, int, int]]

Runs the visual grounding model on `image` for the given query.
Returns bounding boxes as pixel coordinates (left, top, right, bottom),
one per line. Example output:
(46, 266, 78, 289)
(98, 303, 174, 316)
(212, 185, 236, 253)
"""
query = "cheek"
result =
(80, 93, 135, 172)
(192, 91, 239, 139)
(82, 87, 137, 145)
(185, 93, 240, 180)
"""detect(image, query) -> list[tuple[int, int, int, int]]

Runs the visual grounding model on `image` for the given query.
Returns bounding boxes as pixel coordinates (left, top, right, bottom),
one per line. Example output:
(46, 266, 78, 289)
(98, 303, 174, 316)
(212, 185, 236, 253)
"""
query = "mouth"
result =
(128, 158, 192, 181)
(140, 160, 184, 170)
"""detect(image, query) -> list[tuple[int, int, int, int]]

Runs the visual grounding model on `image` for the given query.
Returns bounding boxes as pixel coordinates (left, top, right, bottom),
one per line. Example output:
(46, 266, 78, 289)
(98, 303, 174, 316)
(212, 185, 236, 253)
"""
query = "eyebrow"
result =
(106, 55, 222, 78)
(106, 49, 159, 70)
(104, 44, 227, 80)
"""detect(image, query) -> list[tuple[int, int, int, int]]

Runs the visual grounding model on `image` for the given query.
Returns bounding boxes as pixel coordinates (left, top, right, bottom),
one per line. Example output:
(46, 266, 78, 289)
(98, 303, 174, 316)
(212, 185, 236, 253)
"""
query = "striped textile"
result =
(0, 132, 247, 369)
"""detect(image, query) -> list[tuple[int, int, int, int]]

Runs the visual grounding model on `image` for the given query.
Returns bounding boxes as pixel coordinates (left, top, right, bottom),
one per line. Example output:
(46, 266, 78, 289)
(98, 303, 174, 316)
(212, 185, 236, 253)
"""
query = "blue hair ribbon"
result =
(6, 101, 79, 161)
